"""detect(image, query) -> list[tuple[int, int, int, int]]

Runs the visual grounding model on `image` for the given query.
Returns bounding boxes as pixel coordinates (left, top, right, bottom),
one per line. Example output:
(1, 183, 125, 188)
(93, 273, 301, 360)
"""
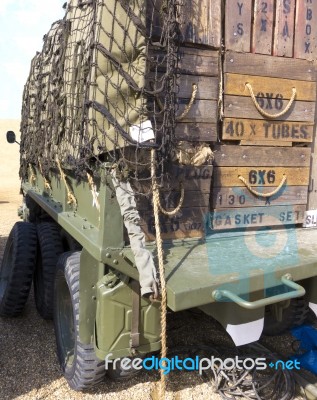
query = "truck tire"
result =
(34, 223, 64, 319)
(54, 252, 105, 390)
(263, 297, 310, 336)
(0, 222, 37, 317)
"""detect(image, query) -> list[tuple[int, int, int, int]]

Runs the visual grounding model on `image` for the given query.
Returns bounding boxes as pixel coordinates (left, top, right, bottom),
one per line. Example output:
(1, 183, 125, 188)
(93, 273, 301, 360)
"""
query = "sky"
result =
(0, 0, 66, 119)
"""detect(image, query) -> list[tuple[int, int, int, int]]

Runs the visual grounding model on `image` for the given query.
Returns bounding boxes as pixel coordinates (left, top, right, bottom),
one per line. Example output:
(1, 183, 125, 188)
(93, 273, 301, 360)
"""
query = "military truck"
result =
(2, 0, 317, 391)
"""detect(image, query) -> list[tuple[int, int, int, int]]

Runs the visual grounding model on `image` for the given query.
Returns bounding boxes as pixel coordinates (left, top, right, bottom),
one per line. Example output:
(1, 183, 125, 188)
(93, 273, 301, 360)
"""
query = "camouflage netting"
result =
(20, 0, 180, 185)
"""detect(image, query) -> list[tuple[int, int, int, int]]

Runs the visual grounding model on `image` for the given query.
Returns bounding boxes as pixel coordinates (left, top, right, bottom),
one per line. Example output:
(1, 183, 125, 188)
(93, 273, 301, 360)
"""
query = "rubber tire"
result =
(0, 222, 37, 317)
(34, 223, 64, 319)
(54, 252, 105, 390)
(263, 297, 310, 336)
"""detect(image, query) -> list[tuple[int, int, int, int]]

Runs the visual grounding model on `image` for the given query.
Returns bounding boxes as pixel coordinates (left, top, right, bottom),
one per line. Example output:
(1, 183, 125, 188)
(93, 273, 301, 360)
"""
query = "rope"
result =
(176, 83, 198, 121)
(238, 174, 287, 198)
(87, 172, 100, 211)
(151, 148, 167, 400)
(56, 158, 77, 207)
(38, 158, 52, 191)
(158, 183, 184, 216)
(28, 164, 36, 186)
(246, 83, 297, 119)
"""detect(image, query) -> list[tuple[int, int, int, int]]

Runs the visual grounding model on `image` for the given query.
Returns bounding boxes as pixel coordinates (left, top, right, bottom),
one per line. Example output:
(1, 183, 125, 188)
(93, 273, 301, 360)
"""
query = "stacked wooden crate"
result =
(136, 0, 222, 241)
(210, 0, 317, 231)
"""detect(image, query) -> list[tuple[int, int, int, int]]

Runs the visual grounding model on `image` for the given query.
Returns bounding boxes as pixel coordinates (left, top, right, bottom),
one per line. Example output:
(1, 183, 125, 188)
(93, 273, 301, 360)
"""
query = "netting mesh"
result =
(20, 0, 181, 187)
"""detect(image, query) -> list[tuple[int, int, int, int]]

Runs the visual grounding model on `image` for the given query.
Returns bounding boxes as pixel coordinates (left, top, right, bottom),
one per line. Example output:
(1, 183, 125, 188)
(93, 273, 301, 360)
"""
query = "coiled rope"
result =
(246, 83, 297, 119)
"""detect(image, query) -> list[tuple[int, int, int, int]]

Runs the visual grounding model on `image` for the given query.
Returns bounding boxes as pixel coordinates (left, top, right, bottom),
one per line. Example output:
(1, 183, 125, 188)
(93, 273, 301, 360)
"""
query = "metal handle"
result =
(212, 274, 305, 310)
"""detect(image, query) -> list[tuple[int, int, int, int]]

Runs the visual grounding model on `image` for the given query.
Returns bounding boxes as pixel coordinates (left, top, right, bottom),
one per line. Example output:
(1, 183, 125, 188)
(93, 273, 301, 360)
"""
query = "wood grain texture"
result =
(295, 1, 317, 60)
(239, 140, 293, 147)
(224, 51, 316, 81)
(213, 145, 311, 167)
(225, 74, 316, 101)
(213, 166, 310, 187)
(175, 123, 218, 142)
(211, 185, 308, 208)
(175, 99, 218, 123)
(225, 0, 252, 52)
(137, 190, 210, 211)
(150, 47, 219, 76)
(252, 0, 275, 55)
(140, 207, 207, 241)
(208, 205, 306, 230)
(222, 118, 314, 142)
(224, 95, 315, 122)
(178, 0, 222, 47)
(133, 165, 213, 193)
(273, 0, 296, 57)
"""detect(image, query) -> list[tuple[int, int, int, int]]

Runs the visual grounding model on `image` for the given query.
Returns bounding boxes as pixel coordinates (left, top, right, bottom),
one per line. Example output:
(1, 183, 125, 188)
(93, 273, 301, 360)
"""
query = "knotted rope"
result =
(176, 83, 198, 121)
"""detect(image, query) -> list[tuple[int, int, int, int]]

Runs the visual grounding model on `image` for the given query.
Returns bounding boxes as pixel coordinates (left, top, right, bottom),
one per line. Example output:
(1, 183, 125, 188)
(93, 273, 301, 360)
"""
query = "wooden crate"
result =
(209, 144, 310, 231)
(150, 46, 220, 142)
(225, 0, 317, 60)
(133, 164, 213, 241)
(151, 0, 222, 48)
(222, 52, 316, 146)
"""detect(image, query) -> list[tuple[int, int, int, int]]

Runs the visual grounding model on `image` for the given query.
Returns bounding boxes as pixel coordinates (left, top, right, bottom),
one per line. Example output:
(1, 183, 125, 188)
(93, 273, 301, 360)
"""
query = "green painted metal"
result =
(211, 274, 306, 309)
(95, 274, 161, 360)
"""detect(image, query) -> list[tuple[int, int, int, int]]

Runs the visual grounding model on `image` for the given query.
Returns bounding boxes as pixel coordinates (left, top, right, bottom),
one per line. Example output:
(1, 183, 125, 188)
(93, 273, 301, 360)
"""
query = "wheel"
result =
(34, 223, 64, 319)
(0, 222, 37, 317)
(54, 251, 105, 390)
(263, 297, 310, 336)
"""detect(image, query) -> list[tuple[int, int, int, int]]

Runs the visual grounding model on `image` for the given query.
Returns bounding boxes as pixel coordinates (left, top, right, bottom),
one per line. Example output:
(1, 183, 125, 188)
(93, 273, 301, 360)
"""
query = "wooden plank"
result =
(178, 0, 222, 48)
(150, 47, 219, 77)
(149, 74, 219, 100)
(224, 51, 316, 81)
(308, 116, 317, 210)
(150, 0, 222, 47)
(208, 205, 306, 231)
(175, 99, 218, 123)
(213, 166, 310, 187)
(211, 186, 308, 208)
(137, 190, 210, 211)
(240, 140, 293, 147)
(175, 123, 217, 142)
(225, 0, 252, 52)
(225, 74, 316, 101)
(133, 165, 213, 193)
(213, 145, 311, 167)
(224, 95, 315, 122)
(294, 1, 317, 61)
(175, 75, 218, 100)
(252, 0, 275, 55)
(273, 0, 296, 57)
(140, 207, 207, 241)
(222, 118, 314, 142)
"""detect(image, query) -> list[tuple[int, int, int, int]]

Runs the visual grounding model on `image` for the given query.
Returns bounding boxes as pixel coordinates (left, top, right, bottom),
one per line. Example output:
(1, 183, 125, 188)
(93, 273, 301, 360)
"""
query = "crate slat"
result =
(273, 0, 296, 57)
(224, 95, 315, 122)
(225, 0, 253, 52)
(209, 205, 306, 230)
(224, 51, 316, 81)
(239, 140, 293, 147)
(252, 0, 275, 55)
(211, 186, 308, 208)
(175, 123, 217, 142)
(225, 74, 316, 101)
(213, 145, 311, 167)
(213, 166, 310, 187)
(294, 1, 317, 61)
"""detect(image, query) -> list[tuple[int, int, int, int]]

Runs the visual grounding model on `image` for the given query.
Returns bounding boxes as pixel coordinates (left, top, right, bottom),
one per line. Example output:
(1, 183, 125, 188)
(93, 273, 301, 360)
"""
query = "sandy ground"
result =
(0, 119, 310, 400)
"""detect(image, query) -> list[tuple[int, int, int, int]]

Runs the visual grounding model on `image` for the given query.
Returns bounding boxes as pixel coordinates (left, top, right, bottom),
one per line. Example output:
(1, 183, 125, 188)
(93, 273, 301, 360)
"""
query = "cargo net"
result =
(20, 0, 181, 188)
